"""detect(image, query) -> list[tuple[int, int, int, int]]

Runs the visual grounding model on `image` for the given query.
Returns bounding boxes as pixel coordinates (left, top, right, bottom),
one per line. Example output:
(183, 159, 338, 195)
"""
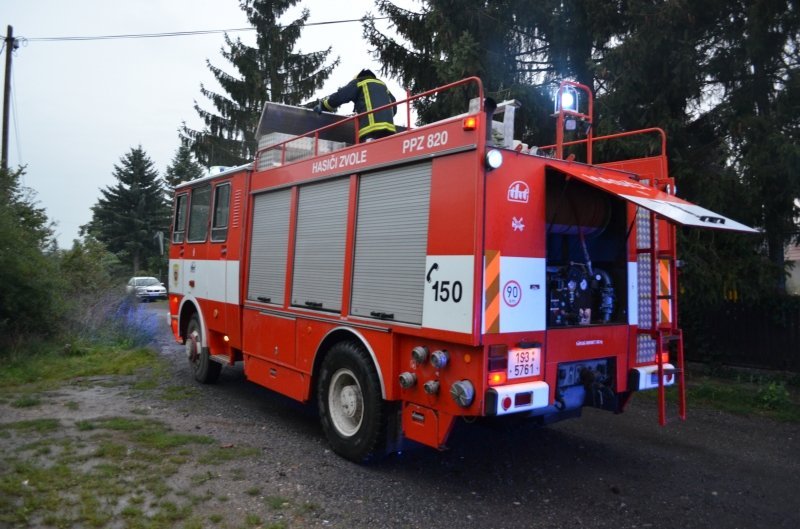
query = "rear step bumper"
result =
(629, 364, 676, 391)
(484, 381, 549, 416)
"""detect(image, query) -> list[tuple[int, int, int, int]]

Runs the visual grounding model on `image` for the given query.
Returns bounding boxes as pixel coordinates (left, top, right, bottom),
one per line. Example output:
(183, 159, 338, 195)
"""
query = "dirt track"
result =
(3, 303, 798, 528)
(152, 305, 799, 529)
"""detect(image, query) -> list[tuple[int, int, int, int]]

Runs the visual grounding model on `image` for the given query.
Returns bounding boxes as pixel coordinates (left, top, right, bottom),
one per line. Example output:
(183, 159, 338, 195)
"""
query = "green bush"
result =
(57, 238, 160, 348)
(757, 381, 791, 410)
(0, 167, 66, 350)
(1, 167, 162, 356)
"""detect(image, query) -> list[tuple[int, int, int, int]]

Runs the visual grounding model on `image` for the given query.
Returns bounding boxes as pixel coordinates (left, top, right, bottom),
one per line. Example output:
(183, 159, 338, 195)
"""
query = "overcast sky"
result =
(2, 0, 416, 248)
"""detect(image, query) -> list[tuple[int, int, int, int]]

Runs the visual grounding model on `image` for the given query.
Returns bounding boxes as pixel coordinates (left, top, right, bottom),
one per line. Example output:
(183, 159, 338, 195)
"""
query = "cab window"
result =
(211, 183, 231, 242)
(172, 193, 188, 243)
(187, 185, 211, 242)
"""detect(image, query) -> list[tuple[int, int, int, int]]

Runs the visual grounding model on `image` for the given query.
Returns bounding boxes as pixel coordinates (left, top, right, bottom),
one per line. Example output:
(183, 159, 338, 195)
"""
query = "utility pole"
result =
(2, 25, 15, 173)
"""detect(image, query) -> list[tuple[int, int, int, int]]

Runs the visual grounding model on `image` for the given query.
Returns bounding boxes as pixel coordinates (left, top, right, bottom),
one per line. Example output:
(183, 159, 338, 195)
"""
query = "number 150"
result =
(431, 280, 463, 303)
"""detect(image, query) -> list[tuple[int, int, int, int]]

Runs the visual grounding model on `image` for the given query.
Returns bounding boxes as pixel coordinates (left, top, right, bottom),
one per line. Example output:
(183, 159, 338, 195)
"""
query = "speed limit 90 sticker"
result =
(503, 280, 522, 307)
(484, 256, 547, 333)
(422, 255, 474, 334)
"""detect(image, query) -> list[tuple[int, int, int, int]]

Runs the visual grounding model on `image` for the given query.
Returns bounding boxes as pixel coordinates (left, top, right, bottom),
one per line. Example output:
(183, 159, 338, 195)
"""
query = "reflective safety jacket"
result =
(322, 74, 397, 140)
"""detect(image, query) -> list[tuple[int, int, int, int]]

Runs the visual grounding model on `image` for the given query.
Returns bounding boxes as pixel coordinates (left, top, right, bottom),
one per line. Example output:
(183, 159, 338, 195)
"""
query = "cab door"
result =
(209, 182, 232, 333)
(184, 183, 213, 323)
(169, 192, 189, 316)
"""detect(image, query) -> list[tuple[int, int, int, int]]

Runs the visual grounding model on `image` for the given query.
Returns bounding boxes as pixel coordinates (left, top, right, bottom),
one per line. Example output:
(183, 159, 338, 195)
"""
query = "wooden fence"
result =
(682, 301, 800, 372)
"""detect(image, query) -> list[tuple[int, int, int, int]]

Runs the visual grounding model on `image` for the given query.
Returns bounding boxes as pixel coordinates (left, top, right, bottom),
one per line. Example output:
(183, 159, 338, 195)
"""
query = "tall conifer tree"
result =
(363, 0, 525, 126)
(0, 167, 61, 341)
(84, 147, 170, 274)
(183, 0, 338, 167)
(362, 1, 619, 144)
(165, 145, 205, 188)
(704, 0, 800, 293)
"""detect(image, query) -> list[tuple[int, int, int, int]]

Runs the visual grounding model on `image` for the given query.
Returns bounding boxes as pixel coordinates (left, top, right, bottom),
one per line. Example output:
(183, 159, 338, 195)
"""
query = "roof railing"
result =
(255, 77, 484, 170)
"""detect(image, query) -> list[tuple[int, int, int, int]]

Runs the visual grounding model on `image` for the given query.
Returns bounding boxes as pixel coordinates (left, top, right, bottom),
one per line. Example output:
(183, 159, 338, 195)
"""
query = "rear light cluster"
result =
(485, 343, 547, 416)
(399, 346, 474, 408)
(500, 392, 534, 412)
(487, 344, 508, 386)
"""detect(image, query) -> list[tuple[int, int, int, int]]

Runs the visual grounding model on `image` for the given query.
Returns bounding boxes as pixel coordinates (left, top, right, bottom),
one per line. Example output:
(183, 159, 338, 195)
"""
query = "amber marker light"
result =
(170, 296, 179, 314)
(462, 115, 478, 130)
(488, 371, 507, 386)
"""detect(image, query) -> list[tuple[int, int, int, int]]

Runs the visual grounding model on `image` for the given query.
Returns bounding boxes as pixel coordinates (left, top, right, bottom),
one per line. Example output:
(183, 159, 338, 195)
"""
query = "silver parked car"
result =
(126, 276, 167, 301)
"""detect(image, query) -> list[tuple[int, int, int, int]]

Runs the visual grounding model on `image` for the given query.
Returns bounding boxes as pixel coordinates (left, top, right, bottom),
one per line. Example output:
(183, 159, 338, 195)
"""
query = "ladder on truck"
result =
(636, 191, 686, 426)
(544, 79, 693, 425)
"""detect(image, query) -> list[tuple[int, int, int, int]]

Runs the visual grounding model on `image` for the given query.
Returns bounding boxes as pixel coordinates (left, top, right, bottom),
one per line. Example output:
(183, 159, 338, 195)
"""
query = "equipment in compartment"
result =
(547, 264, 615, 326)
(545, 170, 622, 327)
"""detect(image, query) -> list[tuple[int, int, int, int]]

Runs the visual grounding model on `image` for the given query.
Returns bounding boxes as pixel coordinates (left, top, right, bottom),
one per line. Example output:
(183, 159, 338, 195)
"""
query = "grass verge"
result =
(0, 416, 214, 528)
(639, 365, 800, 422)
(0, 337, 323, 528)
(687, 375, 799, 422)
(0, 344, 161, 394)
(0, 414, 324, 529)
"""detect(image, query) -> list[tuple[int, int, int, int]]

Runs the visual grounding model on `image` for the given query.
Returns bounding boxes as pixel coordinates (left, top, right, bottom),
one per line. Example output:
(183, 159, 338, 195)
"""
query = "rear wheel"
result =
(185, 315, 221, 384)
(317, 341, 386, 463)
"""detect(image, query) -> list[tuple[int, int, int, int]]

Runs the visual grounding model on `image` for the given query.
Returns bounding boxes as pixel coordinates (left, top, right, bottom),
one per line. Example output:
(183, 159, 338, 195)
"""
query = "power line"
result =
(28, 27, 253, 42)
(24, 17, 390, 42)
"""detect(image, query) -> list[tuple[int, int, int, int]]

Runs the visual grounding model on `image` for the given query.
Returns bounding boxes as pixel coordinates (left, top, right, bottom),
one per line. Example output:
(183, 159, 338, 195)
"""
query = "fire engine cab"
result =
(168, 77, 755, 462)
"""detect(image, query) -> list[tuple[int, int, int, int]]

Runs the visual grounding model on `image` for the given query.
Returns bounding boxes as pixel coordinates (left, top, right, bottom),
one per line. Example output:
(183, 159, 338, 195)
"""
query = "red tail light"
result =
(487, 344, 508, 386)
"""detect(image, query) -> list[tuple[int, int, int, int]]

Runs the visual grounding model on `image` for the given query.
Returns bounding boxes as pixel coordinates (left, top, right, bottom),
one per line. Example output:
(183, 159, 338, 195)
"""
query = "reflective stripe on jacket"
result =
(322, 76, 397, 139)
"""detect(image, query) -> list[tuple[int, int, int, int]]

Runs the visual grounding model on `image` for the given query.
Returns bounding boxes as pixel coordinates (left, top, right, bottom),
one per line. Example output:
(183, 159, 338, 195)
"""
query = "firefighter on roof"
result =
(314, 69, 397, 141)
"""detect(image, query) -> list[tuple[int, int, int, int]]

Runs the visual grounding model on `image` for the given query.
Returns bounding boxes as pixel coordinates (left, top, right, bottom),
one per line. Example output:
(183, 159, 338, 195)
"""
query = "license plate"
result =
(508, 347, 541, 380)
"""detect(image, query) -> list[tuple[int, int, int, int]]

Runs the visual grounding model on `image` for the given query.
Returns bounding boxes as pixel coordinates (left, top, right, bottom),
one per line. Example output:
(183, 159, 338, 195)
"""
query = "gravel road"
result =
(135, 303, 800, 529)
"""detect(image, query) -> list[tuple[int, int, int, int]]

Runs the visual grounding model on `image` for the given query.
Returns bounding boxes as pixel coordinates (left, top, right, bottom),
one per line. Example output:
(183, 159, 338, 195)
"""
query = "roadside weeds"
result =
(1, 341, 797, 528)
(636, 364, 800, 422)
(0, 348, 325, 529)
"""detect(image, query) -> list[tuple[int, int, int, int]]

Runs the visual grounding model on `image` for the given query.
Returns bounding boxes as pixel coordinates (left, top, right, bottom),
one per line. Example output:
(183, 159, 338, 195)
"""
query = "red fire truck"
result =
(168, 77, 754, 462)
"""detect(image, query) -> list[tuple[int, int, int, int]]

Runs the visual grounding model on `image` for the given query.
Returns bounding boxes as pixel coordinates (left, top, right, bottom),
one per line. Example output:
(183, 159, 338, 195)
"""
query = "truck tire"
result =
(317, 341, 386, 463)
(185, 315, 221, 384)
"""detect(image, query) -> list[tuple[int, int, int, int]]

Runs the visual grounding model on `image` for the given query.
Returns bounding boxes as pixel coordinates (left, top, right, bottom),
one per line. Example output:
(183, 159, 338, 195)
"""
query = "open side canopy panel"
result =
(546, 162, 758, 233)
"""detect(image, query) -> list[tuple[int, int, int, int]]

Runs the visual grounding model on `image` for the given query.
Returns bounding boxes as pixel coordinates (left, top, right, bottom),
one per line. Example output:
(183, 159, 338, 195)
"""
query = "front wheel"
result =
(185, 315, 221, 384)
(317, 342, 386, 463)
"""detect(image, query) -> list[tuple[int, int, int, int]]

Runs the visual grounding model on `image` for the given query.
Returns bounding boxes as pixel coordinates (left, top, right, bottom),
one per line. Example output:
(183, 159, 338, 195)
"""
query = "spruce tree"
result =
(84, 147, 170, 274)
(362, 1, 619, 145)
(182, 0, 338, 167)
(363, 0, 524, 125)
(703, 0, 800, 293)
(0, 167, 62, 343)
(165, 145, 205, 188)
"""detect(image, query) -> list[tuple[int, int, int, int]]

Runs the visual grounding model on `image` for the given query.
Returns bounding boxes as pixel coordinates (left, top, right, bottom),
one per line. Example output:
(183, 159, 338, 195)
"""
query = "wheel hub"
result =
(339, 385, 359, 418)
(186, 333, 200, 363)
(328, 369, 364, 437)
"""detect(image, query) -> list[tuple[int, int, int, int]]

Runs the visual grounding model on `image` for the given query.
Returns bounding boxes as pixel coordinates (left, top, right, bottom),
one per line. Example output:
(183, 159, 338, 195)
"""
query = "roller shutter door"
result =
(351, 162, 431, 324)
(247, 189, 291, 304)
(292, 178, 350, 311)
